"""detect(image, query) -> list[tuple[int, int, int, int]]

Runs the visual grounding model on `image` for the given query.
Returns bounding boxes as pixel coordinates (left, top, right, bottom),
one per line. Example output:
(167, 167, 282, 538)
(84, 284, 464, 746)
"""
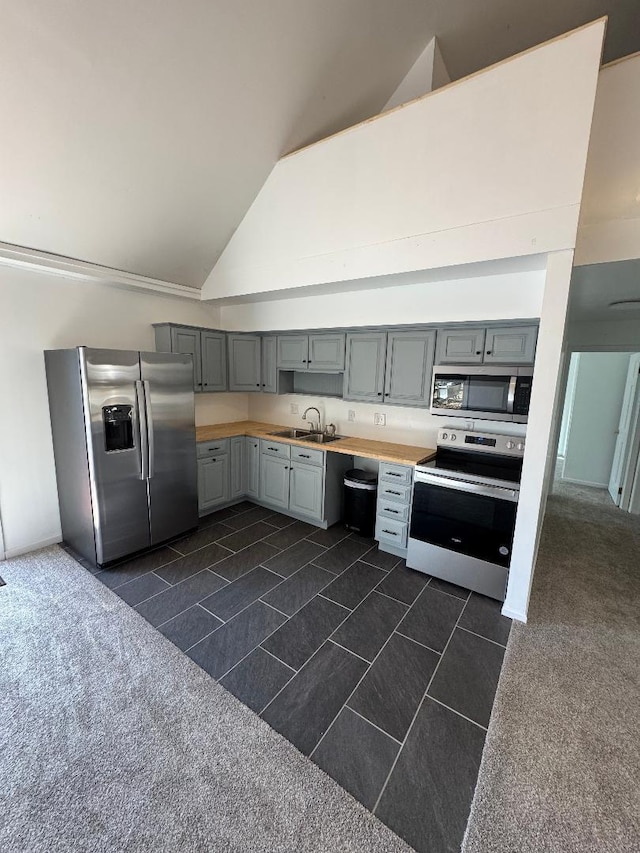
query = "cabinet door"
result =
(289, 462, 324, 520)
(343, 332, 387, 402)
(230, 437, 245, 499)
(198, 455, 229, 512)
(201, 331, 227, 392)
(484, 326, 538, 364)
(245, 437, 260, 499)
(261, 336, 277, 393)
(170, 327, 202, 390)
(277, 335, 309, 370)
(308, 333, 345, 372)
(228, 334, 261, 392)
(384, 330, 435, 407)
(435, 329, 485, 365)
(259, 454, 290, 509)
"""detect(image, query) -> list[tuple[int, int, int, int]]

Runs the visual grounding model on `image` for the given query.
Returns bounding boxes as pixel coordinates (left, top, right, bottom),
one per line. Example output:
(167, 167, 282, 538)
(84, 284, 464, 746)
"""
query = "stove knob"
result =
(450, 434, 456, 441)
(442, 432, 448, 440)
(506, 440, 515, 449)
(517, 442, 525, 451)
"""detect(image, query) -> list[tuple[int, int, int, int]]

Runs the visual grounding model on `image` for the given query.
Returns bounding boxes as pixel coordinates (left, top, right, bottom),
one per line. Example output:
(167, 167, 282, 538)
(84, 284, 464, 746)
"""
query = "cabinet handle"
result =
(302, 359, 307, 363)
(377, 392, 382, 396)
(387, 472, 402, 478)
(299, 454, 310, 458)
(261, 383, 265, 387)
(486, 351, 492, 355)
(382, 529, 398, 536)
(385, 508, 399, 514)
(256, 383, 260, 387)
(476, 351, 481, 355)
(267, 446, 278, 451)
(387, 490, 401, 495)
(285, 466, 289, 470)
(203, 382, 208, 386)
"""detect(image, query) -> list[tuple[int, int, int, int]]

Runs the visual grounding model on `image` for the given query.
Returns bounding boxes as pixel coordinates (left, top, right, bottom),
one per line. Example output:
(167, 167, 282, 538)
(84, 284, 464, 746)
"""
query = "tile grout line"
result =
(342, 706, 404, 747)
(425, 576, 471, 602)
(328, 638, 371, 666)
(260, 600, 290, 619)
(259, 646, 297, 673)
(457, 625, 508, 649)
(316, 592, 352, 611)
(126, 566, 231, 613)
(373, 588, 412, 609)
(371, 593, 472, 815)
(425, 695, 489, 732)
(393, 629, 441, 656)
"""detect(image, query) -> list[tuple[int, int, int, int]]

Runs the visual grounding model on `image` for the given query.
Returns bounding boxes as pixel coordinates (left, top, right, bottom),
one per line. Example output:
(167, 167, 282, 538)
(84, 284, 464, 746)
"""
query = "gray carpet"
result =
(0, 545, 413, 853)
(462, 487, 640, 853)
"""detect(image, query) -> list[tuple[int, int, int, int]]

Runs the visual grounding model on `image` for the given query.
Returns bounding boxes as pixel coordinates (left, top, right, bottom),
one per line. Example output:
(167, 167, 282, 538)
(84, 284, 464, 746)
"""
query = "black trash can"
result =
(343, 469, 378, 537)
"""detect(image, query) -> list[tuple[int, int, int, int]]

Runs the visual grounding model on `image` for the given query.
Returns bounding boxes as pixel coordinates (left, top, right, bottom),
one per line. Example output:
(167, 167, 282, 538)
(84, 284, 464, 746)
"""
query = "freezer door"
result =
(80, 348, 151, 564)
(140, 351, 198, 544)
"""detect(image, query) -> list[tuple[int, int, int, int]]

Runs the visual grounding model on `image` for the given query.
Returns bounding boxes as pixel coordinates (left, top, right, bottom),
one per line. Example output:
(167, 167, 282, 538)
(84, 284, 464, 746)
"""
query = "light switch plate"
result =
(374, 413, 386, 426)
(347, 410, 356, 422)
(290, 403, 299, 414)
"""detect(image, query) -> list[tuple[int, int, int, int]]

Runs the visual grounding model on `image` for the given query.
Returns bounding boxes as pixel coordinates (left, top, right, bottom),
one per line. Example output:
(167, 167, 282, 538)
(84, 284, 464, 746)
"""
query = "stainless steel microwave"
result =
(430, 365, 533, 423)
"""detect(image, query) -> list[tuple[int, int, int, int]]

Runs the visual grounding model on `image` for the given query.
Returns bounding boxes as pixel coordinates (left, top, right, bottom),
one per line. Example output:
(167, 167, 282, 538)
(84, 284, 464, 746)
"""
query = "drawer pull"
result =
(387, 472, 403, 478)
(382, 529, 398, 536)
(267, 446, 279, 452)
(385, 508, 399, 514)
(387, 490, 401, 496)
(299, 454, 310, 458)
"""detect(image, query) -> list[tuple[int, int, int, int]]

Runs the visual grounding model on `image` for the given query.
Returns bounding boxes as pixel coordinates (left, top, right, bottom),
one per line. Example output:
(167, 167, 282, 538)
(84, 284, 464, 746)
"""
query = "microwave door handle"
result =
(507, 376, 517, 414)
(415, 471, 518, 502)
(135, 380, 149, 480)
(143, 380, 155, 479)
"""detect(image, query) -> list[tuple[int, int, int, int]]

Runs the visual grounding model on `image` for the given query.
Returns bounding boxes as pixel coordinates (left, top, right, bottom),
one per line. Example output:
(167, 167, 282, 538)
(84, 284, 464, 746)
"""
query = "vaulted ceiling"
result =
(1, 0, 639, 289)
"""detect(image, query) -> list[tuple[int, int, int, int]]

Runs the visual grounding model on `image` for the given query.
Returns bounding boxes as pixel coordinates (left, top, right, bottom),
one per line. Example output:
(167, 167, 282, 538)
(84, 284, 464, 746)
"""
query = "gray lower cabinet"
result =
(228, 334, 261, 392)
(259, 453, 291, 510)
(384, 330, 436, 407)
(289, 462, 324, 520)
(245, 437, 260, 499)
(343, 332, 387, 401)
(260, 336, 277, 393)
(484, 325, 538, 364)
(198, 454, 230, 513)
(230, 436, 245, 498)
(375, 462, 413, 557)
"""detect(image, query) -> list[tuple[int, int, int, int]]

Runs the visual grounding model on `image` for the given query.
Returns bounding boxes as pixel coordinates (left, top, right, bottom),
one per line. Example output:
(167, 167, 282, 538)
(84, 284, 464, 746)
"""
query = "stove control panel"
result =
(437, 428, 525, 457)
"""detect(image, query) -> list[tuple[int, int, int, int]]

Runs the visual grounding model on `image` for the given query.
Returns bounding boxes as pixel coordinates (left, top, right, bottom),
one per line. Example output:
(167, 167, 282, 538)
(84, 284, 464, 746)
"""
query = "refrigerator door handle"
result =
(135, 380, 149, 480)
(144, 380, 155, 479)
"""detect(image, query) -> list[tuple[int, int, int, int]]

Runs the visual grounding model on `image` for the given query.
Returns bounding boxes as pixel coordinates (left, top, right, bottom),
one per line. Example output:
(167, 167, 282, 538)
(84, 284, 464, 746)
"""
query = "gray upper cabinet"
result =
(308, 333, 345, 371)
(384, 330, 436, 407)
(435, 328, 485, 365)
(261, 336, 277, 393)
(170, 327, 202, 388)
(154, 324, 227, 392)
(484, 325, 538, 364)
(289, 462, 324, 520)
(228, 334, 261, 392)
(343, 332, 387, 402)
(277, 333, 345, 372)
(277, 335, 308, 370)
(201, 331, 227, 392)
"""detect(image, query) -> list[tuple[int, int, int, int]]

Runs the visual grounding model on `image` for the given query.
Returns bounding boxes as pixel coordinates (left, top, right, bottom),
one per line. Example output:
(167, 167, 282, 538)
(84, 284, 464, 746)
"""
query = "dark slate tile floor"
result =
(92, 501, 512, 853)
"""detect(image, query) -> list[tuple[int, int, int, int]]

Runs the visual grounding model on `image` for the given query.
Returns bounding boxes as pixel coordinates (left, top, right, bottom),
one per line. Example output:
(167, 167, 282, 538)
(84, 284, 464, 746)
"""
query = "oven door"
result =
(409, 471, 518, 568)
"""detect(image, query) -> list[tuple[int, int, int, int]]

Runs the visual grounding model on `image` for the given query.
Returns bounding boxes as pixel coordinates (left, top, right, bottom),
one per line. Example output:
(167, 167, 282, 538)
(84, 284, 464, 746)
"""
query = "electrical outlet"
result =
(290, 403, 299, 414)
(347, 410, 356, 422)
(374, 413, 386, 426)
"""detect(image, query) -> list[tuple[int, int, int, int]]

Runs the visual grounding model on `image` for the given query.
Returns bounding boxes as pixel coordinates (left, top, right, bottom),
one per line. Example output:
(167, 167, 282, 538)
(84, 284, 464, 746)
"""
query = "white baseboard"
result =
(4, 535, 62, 560)
(559, 476, 608, 488)
(501, 604, 527, 623)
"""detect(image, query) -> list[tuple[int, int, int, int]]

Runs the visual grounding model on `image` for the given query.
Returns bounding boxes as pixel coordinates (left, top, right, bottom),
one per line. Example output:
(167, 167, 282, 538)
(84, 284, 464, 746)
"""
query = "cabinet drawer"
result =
(260, 439, 291, 459)
(379, 463, 413, 485)
(375, 517, 408, 549)
(290, 445, 325, 467)
(377, 500, 410, 522)
(197, 439, 229, 458)
(378, 482, 412, 504)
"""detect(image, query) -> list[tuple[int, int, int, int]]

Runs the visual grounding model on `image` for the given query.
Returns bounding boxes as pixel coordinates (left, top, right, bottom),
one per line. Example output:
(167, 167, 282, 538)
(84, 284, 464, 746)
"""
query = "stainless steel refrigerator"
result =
(45, 347, 198, 568)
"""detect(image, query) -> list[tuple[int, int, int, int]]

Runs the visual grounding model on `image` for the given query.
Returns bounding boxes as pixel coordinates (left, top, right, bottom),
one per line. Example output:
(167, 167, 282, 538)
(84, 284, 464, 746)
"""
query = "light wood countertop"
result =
(196, 420, 436, 466)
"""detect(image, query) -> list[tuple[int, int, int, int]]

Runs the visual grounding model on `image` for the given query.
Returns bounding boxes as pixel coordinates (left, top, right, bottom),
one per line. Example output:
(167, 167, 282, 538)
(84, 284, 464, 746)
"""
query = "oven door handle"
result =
(414, 471, 519, 502)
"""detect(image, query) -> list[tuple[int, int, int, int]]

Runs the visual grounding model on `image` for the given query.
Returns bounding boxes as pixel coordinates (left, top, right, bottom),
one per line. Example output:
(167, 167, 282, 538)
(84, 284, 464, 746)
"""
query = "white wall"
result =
(562, 352, 632, 486)
(576, 53, 640, 266)
(203, 20, 605, 299)
(0, 264, 224, 558)
(557, 352, 579, 457)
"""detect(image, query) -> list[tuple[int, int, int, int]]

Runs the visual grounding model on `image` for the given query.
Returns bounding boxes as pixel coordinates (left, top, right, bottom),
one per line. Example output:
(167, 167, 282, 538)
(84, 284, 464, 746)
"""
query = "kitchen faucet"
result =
(302, 406, 322, 433)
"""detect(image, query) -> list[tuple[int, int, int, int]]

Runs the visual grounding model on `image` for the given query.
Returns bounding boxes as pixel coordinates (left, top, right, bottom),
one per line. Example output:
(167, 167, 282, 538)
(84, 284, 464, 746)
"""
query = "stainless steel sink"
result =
(270, 428, 313, 439)
(300, 433, 343, 444)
